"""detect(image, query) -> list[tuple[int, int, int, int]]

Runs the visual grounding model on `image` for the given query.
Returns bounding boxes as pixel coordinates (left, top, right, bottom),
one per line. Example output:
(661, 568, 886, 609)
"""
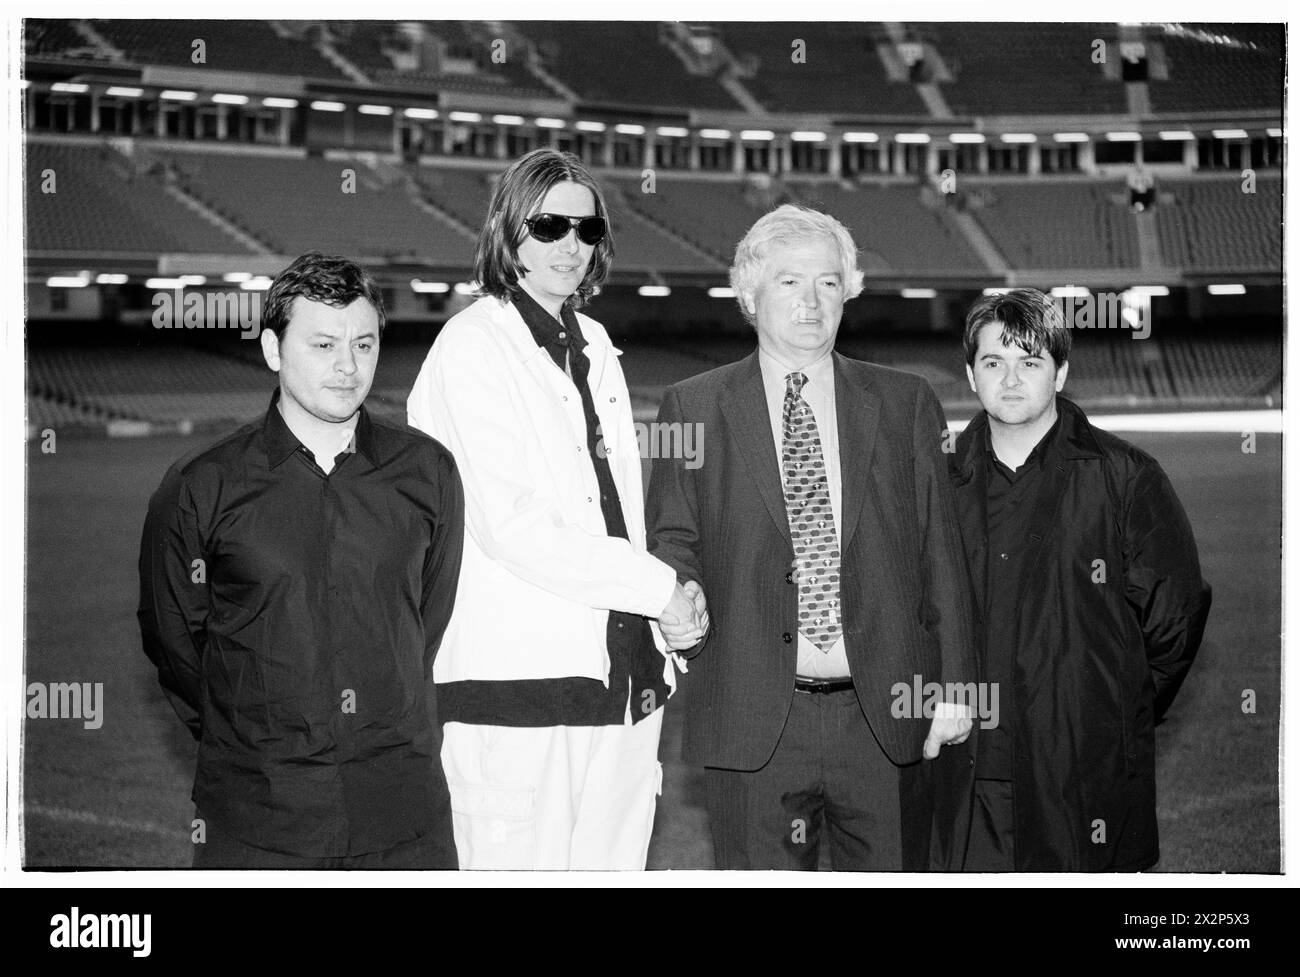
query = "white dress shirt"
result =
(757, 348, 852, 680)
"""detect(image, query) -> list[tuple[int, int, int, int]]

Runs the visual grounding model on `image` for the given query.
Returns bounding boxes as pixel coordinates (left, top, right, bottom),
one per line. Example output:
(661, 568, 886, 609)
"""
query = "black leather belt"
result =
(794, 678, 855, 694)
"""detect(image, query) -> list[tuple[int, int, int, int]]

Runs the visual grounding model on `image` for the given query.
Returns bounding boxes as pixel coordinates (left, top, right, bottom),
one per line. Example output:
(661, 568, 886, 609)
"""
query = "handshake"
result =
(658, 580, 710, 651)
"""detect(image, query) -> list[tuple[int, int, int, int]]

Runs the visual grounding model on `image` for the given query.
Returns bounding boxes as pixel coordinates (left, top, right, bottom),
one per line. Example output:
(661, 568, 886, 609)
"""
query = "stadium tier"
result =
(923, 23, 1128, 116)
(714, 23, 927, 116)
(1155, 177, 1282, 274)
(964, 181, 1141, 271)
(27, 142, 254, 255)
(1147, 24, 1284, 113)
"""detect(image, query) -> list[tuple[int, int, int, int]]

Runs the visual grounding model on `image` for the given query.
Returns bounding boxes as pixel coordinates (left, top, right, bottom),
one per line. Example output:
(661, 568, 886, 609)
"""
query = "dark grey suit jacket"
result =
(647, 351, 978, 779)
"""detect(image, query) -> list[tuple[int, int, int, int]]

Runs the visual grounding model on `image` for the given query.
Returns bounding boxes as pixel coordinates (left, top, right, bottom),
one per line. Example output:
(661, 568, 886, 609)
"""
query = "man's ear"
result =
(739, 290, 756, 317)
(966, 362, 977, 395)
(1055, 360, 1069, 391)
(260, 326, 281, 372)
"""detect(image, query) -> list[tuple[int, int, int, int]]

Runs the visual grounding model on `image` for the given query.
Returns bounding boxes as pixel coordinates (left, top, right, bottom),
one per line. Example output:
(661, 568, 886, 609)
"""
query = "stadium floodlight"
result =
(698, 128, 732, 140)
(740, 130, 775, 141)
(900, 288, 937, 299)
(453, 283, 478, 295)
(638, 286, 671, 297)
(160, 90, 198, 101)
(575, 120, 607, 132)
(411, 280, 451, 294)
(790, 131, 826, 142)
(448, 111, 482, 123)
(360, 104, 395, 116)
(1050, 286, 1090, 298)
(492, 114, 524, 125)
(403, 107, 438, 120)
(982, 287, 1011, 296)
(310, 100, 346, 112)
(1105, 131, 1141, 142)
(263, 97, 299, 109)
(1212, 129, 1249, 140)
(1267, 127, 1282, 138)
(1053, 132, 1089, 143)
(656, 126, 690, 138)
(95, 274, 129, 285)
(212, 93, 249, 106)
(146, 277, 186, 289)
(240, 276, 273, 291)
(105, 86, 144, 98)
(1127, 285, 1169, 297)
(841, 131, 879, 143)
(615, 123, 646, 136)
(707, 287, 736, 298)
(894, 133, 931, 144)
(51, 82, 89, 94)
(535, 117, 566, 128)
(948, 133, 985, 144)
(223, 272, 252, 283)
(1208, 284, 1246, 296)
(1000, 133, 1038, 144)
(178, 275, 208, 286)
(47, 275, 91, 288)
(1159, 130, 1196, 141)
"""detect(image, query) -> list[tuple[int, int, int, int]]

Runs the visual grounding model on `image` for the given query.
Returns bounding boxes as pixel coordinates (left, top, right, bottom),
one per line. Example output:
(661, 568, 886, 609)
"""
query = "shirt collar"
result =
(512, 287, 587, 354)
(982, 410, 1061, 469)
(262, 388, 379, 469)
(758, 346, 835, 396)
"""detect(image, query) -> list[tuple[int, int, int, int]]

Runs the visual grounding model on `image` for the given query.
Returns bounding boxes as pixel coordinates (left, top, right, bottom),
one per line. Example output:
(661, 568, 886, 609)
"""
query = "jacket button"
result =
(782, 632, 793, 643)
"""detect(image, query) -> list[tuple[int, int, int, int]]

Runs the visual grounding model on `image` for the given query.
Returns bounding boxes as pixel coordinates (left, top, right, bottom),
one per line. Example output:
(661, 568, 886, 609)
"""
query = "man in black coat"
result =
(949, 288, 1211, 871)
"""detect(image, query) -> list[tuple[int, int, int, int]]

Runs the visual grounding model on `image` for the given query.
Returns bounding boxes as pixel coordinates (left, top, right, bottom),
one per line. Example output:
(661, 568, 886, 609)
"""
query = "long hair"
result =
(473, 148, 614, 310)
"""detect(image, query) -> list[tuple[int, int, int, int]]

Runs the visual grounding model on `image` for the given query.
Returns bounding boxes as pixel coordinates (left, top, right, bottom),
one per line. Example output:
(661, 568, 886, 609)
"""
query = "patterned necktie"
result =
(781, 372, 842, 653)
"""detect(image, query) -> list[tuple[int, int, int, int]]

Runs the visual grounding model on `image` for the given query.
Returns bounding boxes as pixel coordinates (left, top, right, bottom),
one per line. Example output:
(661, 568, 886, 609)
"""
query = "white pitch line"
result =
(26, 803, 179, 838)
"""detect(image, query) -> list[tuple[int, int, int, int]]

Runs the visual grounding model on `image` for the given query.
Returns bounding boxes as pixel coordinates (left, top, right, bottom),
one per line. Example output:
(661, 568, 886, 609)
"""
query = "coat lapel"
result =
(833, 354, 881, 553)
(720, 353, 792, 549)
(952, 414, 990, 616)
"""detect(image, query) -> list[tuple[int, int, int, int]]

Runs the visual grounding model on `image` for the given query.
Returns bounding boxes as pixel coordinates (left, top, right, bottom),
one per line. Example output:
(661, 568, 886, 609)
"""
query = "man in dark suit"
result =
(646, 205, 978, 870)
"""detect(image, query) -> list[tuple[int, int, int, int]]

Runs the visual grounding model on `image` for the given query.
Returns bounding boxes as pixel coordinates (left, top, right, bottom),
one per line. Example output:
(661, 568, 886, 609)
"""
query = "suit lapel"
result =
(719, 353, 792, 549)
(834, 355, 881, 553)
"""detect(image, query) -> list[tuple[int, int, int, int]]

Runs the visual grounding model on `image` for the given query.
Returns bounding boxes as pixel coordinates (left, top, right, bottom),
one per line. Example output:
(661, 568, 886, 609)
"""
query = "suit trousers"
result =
(440, 707, 664, 870)
(191, 818, 457, 869)
(705, 688, 916, 871)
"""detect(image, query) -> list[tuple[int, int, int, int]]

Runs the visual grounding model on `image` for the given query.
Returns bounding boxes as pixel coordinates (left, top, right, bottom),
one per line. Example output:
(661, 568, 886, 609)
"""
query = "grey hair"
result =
(728, 204, 865, 325)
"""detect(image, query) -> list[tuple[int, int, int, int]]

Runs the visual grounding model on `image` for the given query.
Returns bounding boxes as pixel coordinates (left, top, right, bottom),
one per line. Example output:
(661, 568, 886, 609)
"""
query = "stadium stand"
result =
(24, 19, 105, 59)
(1147, 23, 1284, 113)
(790, 182, 987, 274)
(611, 176, 775, 263)
(91, 19, 347, 79)
(963, 180, 1141, 270)
(160, 151, 476, 264)
(1156, 177, 1282, 274)
(27, 141, 254, 255)
(515, 21, 740, 110)
(715, 22, 927, 116)
(923, 23, 1127, 116)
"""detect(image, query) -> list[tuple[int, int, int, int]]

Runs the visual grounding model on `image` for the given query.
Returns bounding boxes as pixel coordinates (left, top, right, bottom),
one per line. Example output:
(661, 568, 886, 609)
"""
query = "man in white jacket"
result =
(408, 149, 707, 870)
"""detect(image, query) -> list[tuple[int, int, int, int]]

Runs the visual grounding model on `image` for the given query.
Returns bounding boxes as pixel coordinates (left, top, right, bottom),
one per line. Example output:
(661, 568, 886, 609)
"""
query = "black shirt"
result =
(978, 415, 1059, 780)
(137, 390, 465, 857)
(436, 289, 670, 727)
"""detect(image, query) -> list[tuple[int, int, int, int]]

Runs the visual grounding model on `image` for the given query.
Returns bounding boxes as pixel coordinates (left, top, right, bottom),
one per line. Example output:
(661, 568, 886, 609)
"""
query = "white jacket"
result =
(408, 295, 678, 686)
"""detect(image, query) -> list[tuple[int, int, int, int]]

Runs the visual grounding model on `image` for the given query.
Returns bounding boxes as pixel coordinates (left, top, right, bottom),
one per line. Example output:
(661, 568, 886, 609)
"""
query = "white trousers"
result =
(441, 708, 664, 870)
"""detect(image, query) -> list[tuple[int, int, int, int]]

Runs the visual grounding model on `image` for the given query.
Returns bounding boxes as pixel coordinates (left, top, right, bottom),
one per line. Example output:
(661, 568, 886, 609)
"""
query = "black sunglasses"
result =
(523, 213, 608, 246)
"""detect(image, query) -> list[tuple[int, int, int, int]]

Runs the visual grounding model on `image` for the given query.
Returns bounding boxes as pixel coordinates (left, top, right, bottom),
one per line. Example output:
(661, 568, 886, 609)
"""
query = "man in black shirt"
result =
(138, 253, 465, 869)
(949, 288, 1210, 871)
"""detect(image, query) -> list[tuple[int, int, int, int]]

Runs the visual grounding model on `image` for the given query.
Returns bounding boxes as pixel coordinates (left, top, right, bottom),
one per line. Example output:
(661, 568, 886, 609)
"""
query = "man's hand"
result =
(922, 714, 973, 759)
(658, 581, 709, 650)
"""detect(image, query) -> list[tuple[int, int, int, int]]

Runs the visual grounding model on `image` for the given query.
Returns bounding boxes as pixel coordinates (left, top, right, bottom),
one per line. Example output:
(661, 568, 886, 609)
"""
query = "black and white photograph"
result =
(8, 3, 1288, 907)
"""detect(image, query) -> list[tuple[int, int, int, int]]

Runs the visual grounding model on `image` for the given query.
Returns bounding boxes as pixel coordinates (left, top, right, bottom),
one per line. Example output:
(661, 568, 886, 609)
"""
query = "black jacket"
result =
(948, 396, 1211, 871)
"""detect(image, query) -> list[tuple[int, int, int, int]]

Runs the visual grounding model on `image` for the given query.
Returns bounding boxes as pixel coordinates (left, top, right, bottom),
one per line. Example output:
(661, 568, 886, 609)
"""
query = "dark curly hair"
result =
(261, 252, 386, 340)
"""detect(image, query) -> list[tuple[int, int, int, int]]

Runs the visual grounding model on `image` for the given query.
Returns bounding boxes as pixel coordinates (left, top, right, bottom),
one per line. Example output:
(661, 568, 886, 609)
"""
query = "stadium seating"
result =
(515, 21, 740, 110)
(160, 151, 476, 264)
(1155, 177, 1282, 273)
(922, 23, 1127, 116)
(24, 19, 104, 59)
(610, 176, 774, 263)
(26, 142, 254, 255)
(90, 19, 346, 79)
(1147, 23, 1283, 113)
(964, 180, 1141, 270)
(716, 22, 927, 116)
